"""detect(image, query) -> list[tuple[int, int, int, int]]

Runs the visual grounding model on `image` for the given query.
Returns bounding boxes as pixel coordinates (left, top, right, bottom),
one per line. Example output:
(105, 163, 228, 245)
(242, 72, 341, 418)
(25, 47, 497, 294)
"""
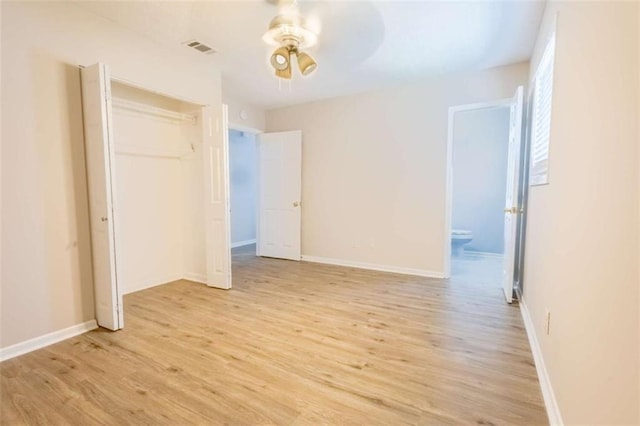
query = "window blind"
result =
(529, 34, 555, 186)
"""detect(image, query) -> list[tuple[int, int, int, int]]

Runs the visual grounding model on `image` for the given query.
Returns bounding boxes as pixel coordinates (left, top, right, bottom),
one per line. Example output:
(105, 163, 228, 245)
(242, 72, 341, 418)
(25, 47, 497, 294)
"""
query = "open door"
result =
(81, 63, 123, 330)
(257, 131, 302, 261)
(502, 86, 525, 303)
(202, 105, 232, 289)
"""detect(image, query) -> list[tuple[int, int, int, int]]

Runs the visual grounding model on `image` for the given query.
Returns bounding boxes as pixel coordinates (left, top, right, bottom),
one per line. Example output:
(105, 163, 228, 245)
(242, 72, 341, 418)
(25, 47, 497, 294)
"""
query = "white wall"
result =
(638, 5, 640, 420)
(1, 1, 220, 349)
(0, 2, 3, 313)
(267, 63, 528, 275)
(180, 114, 207, 285)
(229, 130, 258, 245)
(113, 121, 185, 295)
(452, 107, 510, 254)
(223, 89, 266, 132)
(522, 2, 639, 424)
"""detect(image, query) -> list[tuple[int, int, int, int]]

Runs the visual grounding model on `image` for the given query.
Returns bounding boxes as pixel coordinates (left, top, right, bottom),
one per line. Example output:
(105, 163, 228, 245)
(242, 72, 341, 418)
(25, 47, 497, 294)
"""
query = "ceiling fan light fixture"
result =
(270, 46, 291, 71)
(263, 5, 319, 81)
(275, 66, 292, 80)
(296, 51, 317, 76)
(262, 14, 318, 49)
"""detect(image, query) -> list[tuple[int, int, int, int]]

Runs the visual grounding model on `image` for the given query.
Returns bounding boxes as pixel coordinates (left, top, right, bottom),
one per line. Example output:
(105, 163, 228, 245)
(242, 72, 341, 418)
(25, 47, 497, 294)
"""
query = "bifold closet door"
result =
(81, 63, 123, 330)
(202, 105, 232, 289)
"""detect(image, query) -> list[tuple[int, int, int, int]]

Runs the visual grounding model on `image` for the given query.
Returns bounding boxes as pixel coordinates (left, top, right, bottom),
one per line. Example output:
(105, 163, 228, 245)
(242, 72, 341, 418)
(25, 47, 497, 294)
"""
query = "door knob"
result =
(101, 216, 108, 222)
(293, 201, 301, 207)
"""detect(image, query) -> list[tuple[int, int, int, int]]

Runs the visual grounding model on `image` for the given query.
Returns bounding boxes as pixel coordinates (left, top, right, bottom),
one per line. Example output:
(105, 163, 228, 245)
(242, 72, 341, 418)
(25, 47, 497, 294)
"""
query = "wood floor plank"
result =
(1, 246, 547, 425)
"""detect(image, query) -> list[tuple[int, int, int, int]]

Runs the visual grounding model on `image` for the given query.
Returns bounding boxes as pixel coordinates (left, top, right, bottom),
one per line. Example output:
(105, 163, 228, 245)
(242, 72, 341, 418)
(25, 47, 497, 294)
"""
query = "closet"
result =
(81, 63, 231, 331)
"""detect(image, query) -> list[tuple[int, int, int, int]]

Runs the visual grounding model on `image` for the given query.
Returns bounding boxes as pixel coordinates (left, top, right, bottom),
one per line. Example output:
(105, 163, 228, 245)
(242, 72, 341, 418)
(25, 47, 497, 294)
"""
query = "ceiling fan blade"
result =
(265, 0, 296, 11)
(304, 2, 385, 66)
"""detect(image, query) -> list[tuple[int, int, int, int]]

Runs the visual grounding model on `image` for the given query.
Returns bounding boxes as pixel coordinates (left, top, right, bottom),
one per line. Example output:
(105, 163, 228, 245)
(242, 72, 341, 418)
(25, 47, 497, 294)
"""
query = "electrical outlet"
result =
(544, 309, 551, 335)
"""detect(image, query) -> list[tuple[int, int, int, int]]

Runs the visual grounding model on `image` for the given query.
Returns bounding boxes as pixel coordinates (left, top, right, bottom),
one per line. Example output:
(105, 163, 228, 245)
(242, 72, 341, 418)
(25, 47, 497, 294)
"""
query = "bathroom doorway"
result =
(228, 128, 259, 260)
(444, 88, 525, 302)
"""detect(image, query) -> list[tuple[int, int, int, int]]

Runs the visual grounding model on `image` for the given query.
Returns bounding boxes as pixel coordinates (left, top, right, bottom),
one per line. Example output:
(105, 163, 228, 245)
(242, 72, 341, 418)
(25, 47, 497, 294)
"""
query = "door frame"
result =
(443, 98, 512, 278)
(107, 77, 214, 292)
(82, 63, 233, 329)
(513, 85, 535, 299)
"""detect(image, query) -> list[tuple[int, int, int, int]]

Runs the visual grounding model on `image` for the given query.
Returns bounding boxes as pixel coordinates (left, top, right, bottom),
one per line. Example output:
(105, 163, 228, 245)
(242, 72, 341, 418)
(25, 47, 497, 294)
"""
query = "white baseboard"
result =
(301, 255, 444, 278)
(519, 296, 564, 425)
(121, 273, 184, 295)
(231, 239, 256, 248)
(0, 320, 98, 362)
(123, 273, 210, 291)
(182, 272, 207, 285)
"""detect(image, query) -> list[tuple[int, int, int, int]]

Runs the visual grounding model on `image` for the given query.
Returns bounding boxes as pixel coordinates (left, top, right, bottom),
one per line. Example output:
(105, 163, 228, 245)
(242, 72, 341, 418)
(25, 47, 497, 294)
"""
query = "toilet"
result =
(451, 229, 473, 256)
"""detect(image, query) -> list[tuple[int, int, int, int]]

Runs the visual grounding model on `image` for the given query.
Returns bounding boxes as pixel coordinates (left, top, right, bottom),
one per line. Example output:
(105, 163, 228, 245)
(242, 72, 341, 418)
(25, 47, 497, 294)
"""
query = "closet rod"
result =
(111, 97, 197, 124)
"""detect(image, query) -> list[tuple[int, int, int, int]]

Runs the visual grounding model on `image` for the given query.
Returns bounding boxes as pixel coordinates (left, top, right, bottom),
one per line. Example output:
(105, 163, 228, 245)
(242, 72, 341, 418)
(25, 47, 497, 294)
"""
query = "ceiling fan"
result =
(262, 0, 318, 80)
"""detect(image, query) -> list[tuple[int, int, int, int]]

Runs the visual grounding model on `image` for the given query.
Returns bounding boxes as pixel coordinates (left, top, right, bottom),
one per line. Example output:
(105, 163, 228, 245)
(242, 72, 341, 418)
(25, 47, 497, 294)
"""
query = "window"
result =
(529, 34, 556, 186)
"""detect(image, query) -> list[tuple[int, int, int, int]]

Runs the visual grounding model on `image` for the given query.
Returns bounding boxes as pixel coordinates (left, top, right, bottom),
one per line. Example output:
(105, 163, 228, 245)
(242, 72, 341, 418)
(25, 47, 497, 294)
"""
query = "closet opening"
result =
(110, 82, 207, 299)
(81, 63, 232, 331)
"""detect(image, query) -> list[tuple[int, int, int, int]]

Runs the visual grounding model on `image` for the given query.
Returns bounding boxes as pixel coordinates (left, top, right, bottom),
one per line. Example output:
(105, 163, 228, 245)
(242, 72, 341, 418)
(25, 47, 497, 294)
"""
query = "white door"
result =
(81, 63, 123, 330)
(502, 86, 525, 303)
(202, 105, 232, 289)
(257, 131, 302, 261)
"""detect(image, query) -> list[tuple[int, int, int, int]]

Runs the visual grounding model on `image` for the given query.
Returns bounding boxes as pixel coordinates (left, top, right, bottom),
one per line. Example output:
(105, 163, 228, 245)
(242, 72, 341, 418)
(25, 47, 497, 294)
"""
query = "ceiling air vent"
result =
(183, 40, 216, 55)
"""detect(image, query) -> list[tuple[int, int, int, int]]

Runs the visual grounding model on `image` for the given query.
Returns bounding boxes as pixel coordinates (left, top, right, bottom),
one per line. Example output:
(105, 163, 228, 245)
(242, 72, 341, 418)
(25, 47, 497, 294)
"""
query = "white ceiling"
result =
(75, 1, 545, 109)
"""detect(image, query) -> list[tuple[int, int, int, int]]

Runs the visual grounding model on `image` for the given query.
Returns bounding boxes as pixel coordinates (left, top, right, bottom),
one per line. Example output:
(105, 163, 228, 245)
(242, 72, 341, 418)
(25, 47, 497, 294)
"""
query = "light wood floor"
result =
(1, 246, 547, 425)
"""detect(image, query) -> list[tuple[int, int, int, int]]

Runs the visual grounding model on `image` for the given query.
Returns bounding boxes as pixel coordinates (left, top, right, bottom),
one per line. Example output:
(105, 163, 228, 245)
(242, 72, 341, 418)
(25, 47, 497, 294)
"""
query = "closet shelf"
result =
(114, 143, 196, 160)
(112, 97, 197, 124)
